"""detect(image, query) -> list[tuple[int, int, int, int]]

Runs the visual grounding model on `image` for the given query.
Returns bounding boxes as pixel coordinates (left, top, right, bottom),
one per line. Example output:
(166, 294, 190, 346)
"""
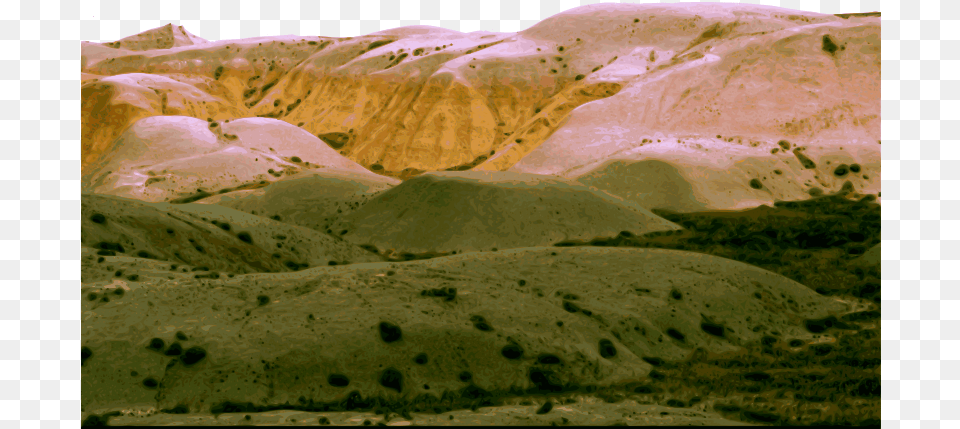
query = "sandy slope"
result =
(328, 171, 682, 257)
(108, 23, 208, 51)
(500, 3, 879, 211)
(80, 246, 864, 421)
(82, 193, 382, 275)
(80, 73, 249, 170)
(83, 116, 376, 203)
(80, 33, 337, 173)
(81, 4, 879, 213)
(565, 140, 879, 212)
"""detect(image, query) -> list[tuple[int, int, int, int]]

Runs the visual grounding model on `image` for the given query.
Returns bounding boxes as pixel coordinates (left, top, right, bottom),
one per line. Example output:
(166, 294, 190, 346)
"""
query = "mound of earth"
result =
(575, 159, 711, 213)
(572, 149, 878, 213)
(199, 168, 400, 233)
(81, 74, 248, 170)
(549, 139, 880, 212)
(103, 23, 209, 51)
(82, 193, 382, 275)
(80, 246, 864, 422)
(83, 116, 374, 203)
(328, 171, 681, 257)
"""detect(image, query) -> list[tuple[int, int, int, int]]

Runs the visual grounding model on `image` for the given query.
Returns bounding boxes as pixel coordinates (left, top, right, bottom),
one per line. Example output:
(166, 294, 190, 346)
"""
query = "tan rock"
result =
(81, 4, 878, 213)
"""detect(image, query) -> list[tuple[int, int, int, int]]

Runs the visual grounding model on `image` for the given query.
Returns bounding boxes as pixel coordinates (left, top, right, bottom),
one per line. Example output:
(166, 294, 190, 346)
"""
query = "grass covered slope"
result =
(80, 246, 860, 422)
(80, 186, 881, 426)
(202, 168, 400, 233)
(329, 171, 682, 258)
(553, 190, 881, 304)
(575, 159, 712, 213)
(82, 194, 382, 275)
(535, 189, 882, 426)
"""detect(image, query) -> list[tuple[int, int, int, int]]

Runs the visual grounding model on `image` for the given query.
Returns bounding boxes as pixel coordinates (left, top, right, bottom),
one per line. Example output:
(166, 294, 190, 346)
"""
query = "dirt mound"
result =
(80, 73, 247, 170)
(329, 171, 681, 257)
(575, 159, 710, 213)
(83, 116, 373, 203)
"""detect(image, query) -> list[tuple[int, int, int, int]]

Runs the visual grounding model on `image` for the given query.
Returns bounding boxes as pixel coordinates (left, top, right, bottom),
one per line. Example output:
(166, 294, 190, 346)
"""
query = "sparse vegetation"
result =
(261, 80, 278, 93)
(793, 148, 817, 169)
(822, 35, 839, 55)
(563, 192, 881, 303)
(368, 40, 393, 50)
(384, 53, 408, 69)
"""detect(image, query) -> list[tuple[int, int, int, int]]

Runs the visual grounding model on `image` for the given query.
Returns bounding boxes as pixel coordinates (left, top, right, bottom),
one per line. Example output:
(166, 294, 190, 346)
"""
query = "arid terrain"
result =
(80, 3, 880, 426)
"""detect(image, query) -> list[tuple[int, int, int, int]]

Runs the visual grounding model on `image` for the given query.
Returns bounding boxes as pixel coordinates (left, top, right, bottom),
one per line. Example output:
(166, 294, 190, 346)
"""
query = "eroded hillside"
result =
(82, 3, 878, 214)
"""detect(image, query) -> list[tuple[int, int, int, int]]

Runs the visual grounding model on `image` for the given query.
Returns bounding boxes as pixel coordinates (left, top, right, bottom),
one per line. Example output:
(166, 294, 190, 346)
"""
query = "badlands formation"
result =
(80, 3, 880, 426)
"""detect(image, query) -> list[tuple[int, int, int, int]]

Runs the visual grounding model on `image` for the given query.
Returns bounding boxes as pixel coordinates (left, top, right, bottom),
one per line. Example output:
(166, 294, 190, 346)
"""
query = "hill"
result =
(83, 116, 375, 203)
(81, 3, 879, 213)
(82, 193, 382, 275)
(329, 171, 682, 258)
